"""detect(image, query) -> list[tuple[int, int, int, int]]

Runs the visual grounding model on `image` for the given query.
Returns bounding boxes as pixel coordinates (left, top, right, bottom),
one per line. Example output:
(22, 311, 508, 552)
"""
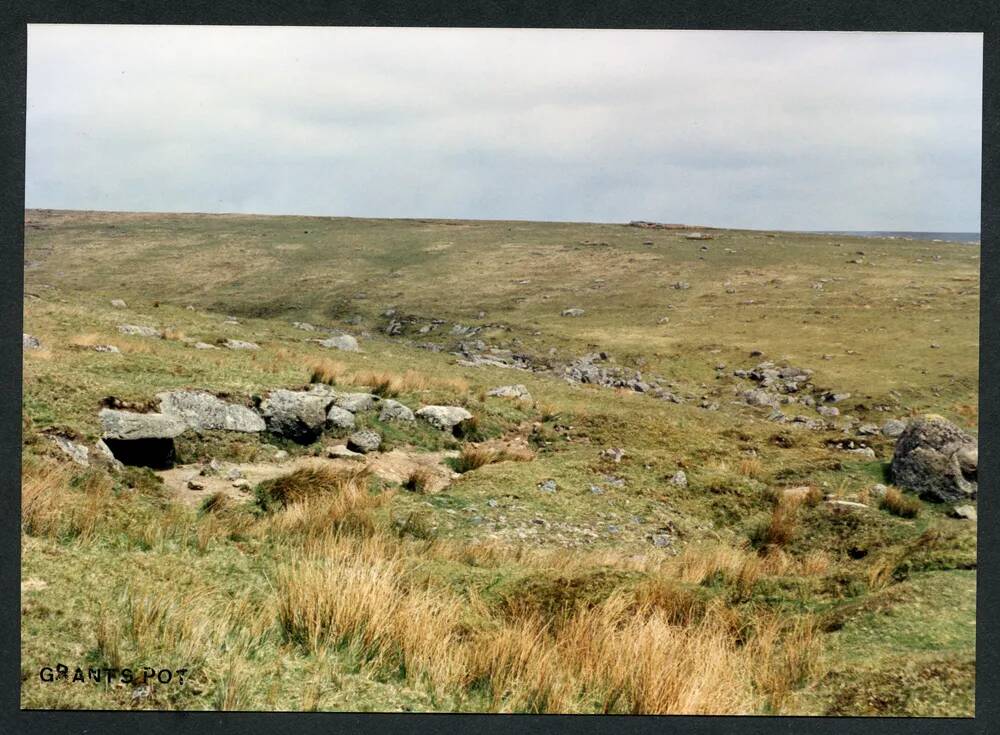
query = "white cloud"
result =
(26, 26, 982, 230)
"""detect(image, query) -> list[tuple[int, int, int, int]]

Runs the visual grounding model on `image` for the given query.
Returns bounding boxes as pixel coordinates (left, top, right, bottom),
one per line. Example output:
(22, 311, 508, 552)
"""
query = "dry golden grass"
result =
(738, 456, 764, 478)
(403, 467, 437, 493)
(309, 361, 470, 399)
(21, 457, 114, 540)
(880, 487, 921, 518)
(270, 518, 825, 714)
(750, 496, 802, 550)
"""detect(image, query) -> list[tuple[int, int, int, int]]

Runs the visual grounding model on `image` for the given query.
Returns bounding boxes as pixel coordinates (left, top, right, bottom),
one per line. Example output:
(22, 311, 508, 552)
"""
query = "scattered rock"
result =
(292, 321, 316, 331)
(538, 479, 557, 493)
(824, 499, 869, 513)
(232, 479, 252, 490)
(347, 429, 381, 454)
(92, 344, 120, 353)
(669, 470, 688, 488)
(325, 405, 357, 430)
(260, 389, 331, 443)
(379, 399, 415, 422)
(487, 384, 532, 401)
(318, 334, 359, 352)
(416, 405, 473, 431)
(870, 484, 888, 498)
(881, 419, 906, 437)
(650, 534, 673, 548)
(951, 505, 977, 521)
(158, 390, 266, 433)
(672, 281, 691, 290)
(817, 405, 840, 418)
(118, 324, 162, 338)
(51, 435, 89, 466)
(224, 339, 260, 350)
(193, 342, 217, 350)
(600, 447, 626, 463)
(225, 467, 243, 481)
(857, 423, 880, 436)
(110, 299, 127, 308)
(589, 484, 604, 495)
(890, 415, 977, 502)
(561, 308, 586, 317)
(186, 478, 205, 491)
(327, 444, 364, 460)
(23, 334, 42, 350)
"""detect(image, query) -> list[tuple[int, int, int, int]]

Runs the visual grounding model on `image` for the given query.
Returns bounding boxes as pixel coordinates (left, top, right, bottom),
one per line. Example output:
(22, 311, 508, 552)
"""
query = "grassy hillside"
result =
(21, 210, 978, 714)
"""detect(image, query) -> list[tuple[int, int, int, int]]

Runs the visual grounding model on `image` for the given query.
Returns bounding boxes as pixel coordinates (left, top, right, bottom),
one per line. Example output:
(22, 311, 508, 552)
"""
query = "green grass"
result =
(20, 209, 978, 714)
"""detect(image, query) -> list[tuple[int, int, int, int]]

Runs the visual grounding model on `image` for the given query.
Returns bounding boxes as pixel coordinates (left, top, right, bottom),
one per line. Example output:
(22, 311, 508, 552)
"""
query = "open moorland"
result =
(21, 209, 978, 714)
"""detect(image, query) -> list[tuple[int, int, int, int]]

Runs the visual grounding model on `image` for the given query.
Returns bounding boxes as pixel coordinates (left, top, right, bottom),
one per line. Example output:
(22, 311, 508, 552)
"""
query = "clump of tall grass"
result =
(880, 487, 921, 518)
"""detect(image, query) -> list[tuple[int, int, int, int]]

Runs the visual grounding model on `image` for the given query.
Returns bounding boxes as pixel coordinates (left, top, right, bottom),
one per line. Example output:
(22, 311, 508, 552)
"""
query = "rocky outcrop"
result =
(890, 415, 978, 502)
(157, 390, 265, 433)
(51, 435, 89, 466)
(260, 390, 331, 443)
(99, 408, 188, 468)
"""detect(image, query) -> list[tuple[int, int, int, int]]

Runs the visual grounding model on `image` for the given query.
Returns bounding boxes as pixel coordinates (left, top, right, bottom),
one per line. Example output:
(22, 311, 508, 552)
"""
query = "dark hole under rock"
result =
(103, 437, 177, 469)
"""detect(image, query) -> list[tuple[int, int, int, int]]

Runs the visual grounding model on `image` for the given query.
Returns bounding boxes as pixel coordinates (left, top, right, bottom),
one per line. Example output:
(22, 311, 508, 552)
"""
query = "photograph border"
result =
(1, 1, 996, 733)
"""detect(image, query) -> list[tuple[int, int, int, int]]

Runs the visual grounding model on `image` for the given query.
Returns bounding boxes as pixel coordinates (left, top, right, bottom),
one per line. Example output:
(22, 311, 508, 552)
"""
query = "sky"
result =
(25, 26, 982, 231)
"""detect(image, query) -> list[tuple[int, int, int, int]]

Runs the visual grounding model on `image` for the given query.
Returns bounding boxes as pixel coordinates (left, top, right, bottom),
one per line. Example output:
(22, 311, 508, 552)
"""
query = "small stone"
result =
(23, 334, 42, 350)
(589, 484, 604, 495)
(193, 342, 217, 350)
(600, 447, 626, 463)
(273, 450, 289, 461)
(347, 430, 381, 454)
(857, 423, 880, 436)
(224, 339, 260, 350)
(951, 505, 977, 521)
(51, 435, 89, 466)
(318, 334, 360, 352)
(327, 444, 363, 459)
(561, 308, 586, 317)
(650, 534, 672, 548)
(226, 467, 243, 481)
(870, 483, 888, 498)
(118, 324, 162, 338)
(187, 478, 205, 491)
(110, 299, 127, 308)
(817, 405, 840, 418)
(881, 419, 906, 437)
(669, 470, 687, 488)
(538, 479, 557, 493)
(487, 384, 532, 401)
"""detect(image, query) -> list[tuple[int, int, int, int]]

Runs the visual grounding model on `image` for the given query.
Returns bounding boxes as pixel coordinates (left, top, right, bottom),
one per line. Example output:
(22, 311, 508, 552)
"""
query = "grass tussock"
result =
(403, 467, 437, 493)
(738, 456, 764, 478)
(749, 496, 802, 551)
(308, 358, 350, 385)
(453, 442, 534, 473)
(880, 487, 921, 518)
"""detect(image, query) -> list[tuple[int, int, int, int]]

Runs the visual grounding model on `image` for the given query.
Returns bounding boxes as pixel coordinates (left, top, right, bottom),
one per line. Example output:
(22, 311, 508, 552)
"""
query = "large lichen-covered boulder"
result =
(333, 392, 379, 413)
(99, 408, 188, 468)
(157, 390, 265, 433)
(890, 415, 978, 502)
(260, 389, 331, 444)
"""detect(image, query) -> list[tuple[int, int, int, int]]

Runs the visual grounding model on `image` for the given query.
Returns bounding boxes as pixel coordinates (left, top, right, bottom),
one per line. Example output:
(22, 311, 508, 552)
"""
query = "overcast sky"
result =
(26, 26, 982, 231)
